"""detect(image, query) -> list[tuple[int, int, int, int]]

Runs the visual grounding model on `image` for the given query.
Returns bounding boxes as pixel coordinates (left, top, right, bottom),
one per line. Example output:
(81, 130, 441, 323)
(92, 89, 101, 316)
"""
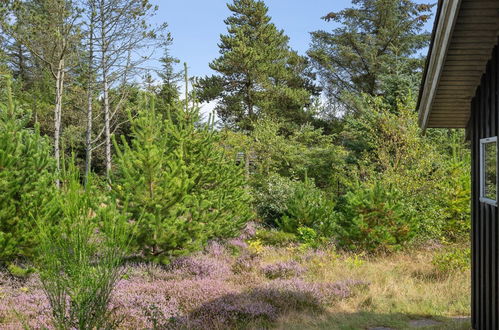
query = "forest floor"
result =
(0, 240, 471, 329)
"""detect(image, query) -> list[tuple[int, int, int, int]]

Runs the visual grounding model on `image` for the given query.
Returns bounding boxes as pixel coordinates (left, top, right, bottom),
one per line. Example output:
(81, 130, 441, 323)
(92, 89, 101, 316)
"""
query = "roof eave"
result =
(417, 0, 462, 129)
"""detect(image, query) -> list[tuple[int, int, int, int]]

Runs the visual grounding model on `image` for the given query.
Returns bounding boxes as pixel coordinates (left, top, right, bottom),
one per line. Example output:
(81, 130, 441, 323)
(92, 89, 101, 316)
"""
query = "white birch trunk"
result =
(54, 59, 65, 188)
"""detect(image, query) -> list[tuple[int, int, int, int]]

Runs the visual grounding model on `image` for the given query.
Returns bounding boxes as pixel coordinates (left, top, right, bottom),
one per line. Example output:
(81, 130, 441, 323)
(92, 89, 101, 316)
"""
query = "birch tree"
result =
(3, 0, 81, 186)
(92, 0, 164, 180)
(82, 0, 96, 185)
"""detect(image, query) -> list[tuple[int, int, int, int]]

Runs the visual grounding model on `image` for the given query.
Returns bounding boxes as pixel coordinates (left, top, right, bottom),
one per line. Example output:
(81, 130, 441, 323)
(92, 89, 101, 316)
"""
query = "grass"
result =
(261, 245, 471, 329)
(0, 242, 471, 329)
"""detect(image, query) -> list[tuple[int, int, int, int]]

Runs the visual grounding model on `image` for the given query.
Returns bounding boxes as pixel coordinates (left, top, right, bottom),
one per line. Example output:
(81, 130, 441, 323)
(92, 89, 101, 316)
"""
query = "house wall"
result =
(470, 43, 499, 330)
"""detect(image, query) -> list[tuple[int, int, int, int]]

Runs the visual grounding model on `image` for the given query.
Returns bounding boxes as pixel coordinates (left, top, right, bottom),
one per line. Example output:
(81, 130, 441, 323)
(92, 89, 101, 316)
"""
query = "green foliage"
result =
(338, 182, 414, 253)
(341, 95, 471, 247)
(223, 117, 347, 191)
(37, 163, 130, 329)
(255, 229, 297, 247)
(252, 174, 300, 223)
(7, 263, 35, 278)
(0, 78, 55, 263)
(278, 178, 338, 240)
(297, 226, 321, 249)
(432, 247, 471, 275)
(113, 95, 252, 263)
(197, 0, 318, 129)
(308, 0, 432, 112)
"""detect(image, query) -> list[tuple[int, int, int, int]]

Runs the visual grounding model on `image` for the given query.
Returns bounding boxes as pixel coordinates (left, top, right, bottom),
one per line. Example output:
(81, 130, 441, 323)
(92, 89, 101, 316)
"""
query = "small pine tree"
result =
(113, 72, 252, 263)
(0, 77, 55, 263)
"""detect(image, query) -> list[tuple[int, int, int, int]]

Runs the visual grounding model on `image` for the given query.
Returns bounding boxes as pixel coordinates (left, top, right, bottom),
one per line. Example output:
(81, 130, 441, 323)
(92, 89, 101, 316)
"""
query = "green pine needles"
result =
(113, 72, 252, 263)
(0, 77, 55, 263)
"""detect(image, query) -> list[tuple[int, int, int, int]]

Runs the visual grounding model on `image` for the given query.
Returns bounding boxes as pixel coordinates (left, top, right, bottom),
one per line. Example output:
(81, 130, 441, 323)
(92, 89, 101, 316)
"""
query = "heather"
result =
(0, 0, 474, 328)
(0, 241, 470, 329)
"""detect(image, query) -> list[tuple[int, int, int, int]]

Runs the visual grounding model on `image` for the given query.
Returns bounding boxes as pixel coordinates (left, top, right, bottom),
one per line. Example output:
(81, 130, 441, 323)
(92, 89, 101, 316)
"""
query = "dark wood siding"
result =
(471, 44, 499, 330)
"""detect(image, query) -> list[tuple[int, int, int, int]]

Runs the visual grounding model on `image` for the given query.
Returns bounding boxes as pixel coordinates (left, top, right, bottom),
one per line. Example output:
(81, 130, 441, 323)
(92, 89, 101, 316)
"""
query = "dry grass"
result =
(258, 245, 471, 329)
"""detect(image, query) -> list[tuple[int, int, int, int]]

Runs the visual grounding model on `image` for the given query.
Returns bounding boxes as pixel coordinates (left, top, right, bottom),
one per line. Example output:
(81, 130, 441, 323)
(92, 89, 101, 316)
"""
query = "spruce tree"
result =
(112, 70, 252, 263)
(0, 78, 55, 263)
(308, 0, 432, 113)
(196, 0, 318, 130)
(157, 38, 181, 108)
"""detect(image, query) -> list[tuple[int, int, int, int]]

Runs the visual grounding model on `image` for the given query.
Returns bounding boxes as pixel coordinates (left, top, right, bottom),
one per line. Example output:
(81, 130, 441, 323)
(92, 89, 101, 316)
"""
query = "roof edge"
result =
(417, 0, 462, 129)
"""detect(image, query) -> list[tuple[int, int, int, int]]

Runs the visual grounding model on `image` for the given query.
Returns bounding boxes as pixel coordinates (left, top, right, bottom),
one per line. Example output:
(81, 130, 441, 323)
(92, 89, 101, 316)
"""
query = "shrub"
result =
(252, 174, 299, 224)
(167, 255, 232, 279)
(255, 229, 297, 247)
(337, 181, 415, 253)
(232, 253, 260, 274)
(261, 261, 305, 279)
(432, 247, 470, 275)
(0, 78, 55, 263)
(342, 99, 471, 244)
(113, 95, 252, 263)
(278, 178, 338, 239)
(36, 165, 130, 329)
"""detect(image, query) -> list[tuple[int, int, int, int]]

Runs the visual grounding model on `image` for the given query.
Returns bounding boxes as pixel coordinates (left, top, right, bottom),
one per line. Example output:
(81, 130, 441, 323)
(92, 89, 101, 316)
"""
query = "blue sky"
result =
(151, 0, 436, 78)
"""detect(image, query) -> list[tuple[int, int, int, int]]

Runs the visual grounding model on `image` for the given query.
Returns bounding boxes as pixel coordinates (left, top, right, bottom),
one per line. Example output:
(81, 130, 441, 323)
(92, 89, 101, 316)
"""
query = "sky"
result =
(150, 0, 437, 79)
(148, 0, 436, 118)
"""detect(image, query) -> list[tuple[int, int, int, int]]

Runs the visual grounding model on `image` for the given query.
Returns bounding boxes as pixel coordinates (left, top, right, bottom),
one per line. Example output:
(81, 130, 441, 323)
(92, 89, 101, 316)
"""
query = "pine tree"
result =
(3, 0, 82, 185)
(112, 69, 252, 263)
(196, 0, 318, 130)
(0, 78, 55, 263)
(308, 0, 432, 113)
(157, 37, 181, 108)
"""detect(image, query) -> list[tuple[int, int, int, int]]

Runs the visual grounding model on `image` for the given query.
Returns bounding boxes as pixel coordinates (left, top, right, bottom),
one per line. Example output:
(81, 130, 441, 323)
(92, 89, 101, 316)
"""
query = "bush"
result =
(253, 174, 299, 224)
(255, 229, 297, 247)
(342, 97, 471, 244)
(277, 178, 338, 240)
(261, 261, 304, 279)
(113, 96, 252, 263)
(37, 164, 130, 329)
(0, 79, 55, 263)
(432, 247, 470, 275)
(337, 182, 415, 253)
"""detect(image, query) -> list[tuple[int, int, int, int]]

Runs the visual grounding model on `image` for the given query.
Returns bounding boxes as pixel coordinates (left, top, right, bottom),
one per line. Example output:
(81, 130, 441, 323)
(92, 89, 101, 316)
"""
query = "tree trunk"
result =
(84, 9, 95, 186)
(100, 1, 111, 182)
(54, 59, 65, 188)
(103, 64, 111, 181)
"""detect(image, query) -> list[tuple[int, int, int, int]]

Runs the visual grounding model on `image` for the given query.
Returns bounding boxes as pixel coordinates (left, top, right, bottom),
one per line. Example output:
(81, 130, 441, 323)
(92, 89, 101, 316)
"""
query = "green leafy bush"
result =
(341, 97, 471, 247)
(338, 182, 415, 253)
(432, 247, 470, 275)
(255, 229, 297, 247)
(113, 96, 252, 263)
(253, 174, 300, 224)
(0, 79, 55, 263)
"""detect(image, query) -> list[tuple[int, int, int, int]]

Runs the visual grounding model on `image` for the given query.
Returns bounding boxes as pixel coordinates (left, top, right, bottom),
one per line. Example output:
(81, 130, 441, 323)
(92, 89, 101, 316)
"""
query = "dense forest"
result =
(0, 0, 472, 329)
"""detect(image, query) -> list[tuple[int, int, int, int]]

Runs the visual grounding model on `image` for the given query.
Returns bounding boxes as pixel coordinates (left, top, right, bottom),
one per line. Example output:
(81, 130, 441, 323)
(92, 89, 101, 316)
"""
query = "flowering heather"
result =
(0, 245, 369, 329)
(205, 240, 227, 257)
(186, 279, 368, 327)
(232, 253, 260, 274)
(260, 279, 367, 305)
(227, 237, 249, 250)
(239, 221, 258, 240)
(261, 261, 305, 279)
(0, 275, 51, 329)
(187, 292, 278, 327)
(167, 255, 232, 279)
(110, 277, 237, 328)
